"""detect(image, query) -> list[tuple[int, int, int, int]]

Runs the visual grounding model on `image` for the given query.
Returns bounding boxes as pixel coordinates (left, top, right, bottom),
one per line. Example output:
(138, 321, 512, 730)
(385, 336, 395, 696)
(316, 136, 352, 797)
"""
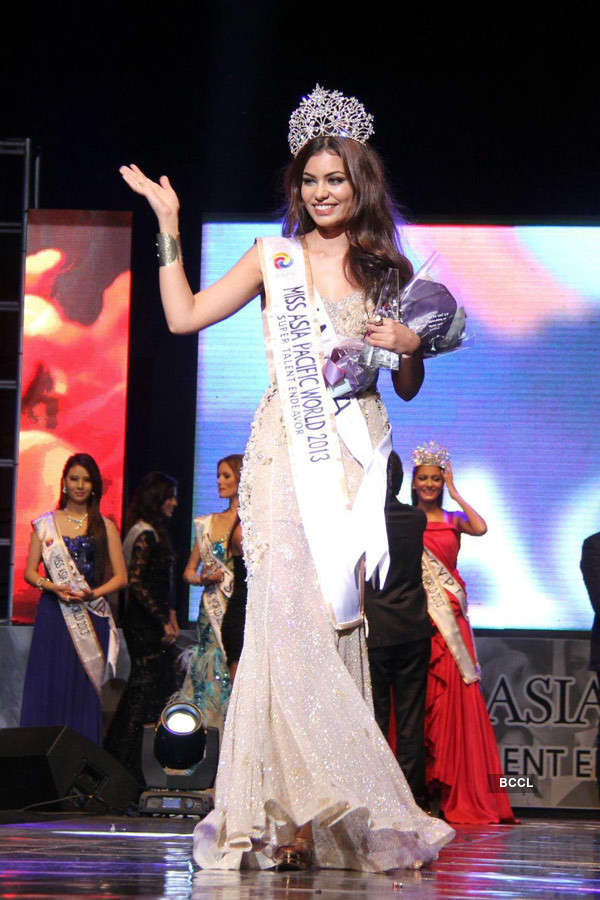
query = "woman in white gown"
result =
(120, 85, 454, 871)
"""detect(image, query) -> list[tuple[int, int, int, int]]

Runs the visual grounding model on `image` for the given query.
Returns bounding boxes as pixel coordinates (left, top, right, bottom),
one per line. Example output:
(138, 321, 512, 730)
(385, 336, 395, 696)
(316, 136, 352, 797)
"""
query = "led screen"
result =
(12, 210, 131, 623)
(192, 222, 599, 630)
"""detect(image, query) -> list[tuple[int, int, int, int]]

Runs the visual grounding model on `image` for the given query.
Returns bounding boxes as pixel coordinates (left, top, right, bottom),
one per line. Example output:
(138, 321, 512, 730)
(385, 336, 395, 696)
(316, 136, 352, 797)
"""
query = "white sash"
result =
(316, 297, 392, 588)
(33, 512, 119, 697)
(421, 546, 480, 684)
(257, 236, 391, 629)
(122, 520, 158, 568)
(194, 514, 234, 654)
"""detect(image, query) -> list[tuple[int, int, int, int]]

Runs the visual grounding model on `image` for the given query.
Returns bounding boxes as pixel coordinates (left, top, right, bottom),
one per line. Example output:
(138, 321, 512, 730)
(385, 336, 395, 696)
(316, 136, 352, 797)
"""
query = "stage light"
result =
(154, 701, 206, 770)
(164, 705, 199, 734)
(138, 700, 219, 817)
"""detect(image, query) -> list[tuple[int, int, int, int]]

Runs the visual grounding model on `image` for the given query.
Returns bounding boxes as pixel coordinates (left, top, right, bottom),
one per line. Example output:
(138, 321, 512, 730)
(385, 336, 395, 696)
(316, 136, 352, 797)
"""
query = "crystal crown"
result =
(412, 441, 451, 468)
(288, 84, 375, 157)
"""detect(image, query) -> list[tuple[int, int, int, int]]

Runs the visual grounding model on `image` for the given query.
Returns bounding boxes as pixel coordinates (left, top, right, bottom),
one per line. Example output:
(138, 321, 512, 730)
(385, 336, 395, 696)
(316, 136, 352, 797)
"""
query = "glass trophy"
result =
(361, 267, 401, 371)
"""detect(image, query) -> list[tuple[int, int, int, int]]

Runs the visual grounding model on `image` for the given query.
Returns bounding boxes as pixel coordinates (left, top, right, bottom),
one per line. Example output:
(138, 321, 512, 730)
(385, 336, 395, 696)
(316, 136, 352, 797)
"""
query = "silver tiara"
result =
(412, 441, 451, 468)
(288, 84, 375, 157)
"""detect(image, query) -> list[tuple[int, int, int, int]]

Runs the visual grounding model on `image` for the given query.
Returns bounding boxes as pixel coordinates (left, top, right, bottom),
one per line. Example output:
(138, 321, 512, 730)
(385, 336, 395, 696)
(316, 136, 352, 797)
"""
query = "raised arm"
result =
(120, 164, 263, 334)
(443, 463, 488, 536)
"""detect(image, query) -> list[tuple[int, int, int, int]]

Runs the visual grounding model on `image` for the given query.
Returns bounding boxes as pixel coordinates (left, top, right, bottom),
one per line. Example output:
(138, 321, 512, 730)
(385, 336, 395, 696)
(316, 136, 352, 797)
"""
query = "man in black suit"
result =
(365, 451, 432, 810)
(580, 531, 600, 797)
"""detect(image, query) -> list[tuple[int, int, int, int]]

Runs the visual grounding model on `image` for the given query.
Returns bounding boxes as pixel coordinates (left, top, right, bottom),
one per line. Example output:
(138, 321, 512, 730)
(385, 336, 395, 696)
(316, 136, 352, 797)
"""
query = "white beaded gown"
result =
(193, 293, 454, 870)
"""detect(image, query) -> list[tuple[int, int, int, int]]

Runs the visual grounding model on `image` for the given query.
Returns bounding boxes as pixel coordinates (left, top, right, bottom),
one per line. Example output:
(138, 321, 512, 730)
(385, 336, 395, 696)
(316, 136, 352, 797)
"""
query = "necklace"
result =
(64, 512, 88, 530)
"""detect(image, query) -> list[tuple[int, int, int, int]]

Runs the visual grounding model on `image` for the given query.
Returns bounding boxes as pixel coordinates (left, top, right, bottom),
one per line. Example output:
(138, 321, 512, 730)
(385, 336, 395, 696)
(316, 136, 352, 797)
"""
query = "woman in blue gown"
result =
(20, 453, 127, 745)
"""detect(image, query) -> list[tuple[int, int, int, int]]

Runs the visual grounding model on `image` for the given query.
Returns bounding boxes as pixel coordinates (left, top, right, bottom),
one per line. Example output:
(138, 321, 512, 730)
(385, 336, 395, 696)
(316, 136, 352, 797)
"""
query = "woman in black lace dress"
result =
(104, 471, 179, 785)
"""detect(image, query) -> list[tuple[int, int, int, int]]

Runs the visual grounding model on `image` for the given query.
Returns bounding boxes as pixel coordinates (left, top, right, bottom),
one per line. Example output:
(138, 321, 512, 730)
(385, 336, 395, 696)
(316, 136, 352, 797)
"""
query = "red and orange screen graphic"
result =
(12, 210, 132, 623)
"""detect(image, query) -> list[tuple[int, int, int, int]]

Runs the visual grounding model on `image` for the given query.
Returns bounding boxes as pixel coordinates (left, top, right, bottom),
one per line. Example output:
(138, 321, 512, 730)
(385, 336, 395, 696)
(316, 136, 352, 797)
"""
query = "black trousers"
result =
(368, 637, 431, 808)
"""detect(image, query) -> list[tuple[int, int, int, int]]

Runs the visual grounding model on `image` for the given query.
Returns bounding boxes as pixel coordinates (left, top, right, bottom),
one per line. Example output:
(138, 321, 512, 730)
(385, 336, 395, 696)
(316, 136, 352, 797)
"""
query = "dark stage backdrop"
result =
(12, 211, 131, 623)
(3, 10, 597, 623)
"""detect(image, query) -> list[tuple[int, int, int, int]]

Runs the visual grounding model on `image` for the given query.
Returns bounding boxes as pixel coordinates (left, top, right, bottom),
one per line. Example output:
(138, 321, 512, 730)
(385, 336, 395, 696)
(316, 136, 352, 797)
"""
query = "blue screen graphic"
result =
(190, 222, 600, 632)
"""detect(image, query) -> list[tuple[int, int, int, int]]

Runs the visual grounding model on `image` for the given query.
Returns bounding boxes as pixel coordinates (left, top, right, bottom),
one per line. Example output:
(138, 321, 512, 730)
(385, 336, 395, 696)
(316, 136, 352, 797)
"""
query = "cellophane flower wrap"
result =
(322, 337, 378, 399)
(399, 252, 467, 359)
(322, 253, 467, 398)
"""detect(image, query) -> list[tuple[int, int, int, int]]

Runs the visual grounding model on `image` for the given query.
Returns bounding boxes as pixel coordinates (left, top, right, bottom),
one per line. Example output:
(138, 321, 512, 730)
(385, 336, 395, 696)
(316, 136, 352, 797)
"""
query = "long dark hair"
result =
(282, 135, 413, 299)
(125, 471, 178, 541)
(411, 466, 444, 508)
(58, 453, 109, 585)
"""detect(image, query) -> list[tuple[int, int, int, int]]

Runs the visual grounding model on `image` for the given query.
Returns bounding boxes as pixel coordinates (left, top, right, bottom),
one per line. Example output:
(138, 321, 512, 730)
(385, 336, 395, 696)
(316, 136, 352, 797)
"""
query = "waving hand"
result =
(119, 164, 179, 232)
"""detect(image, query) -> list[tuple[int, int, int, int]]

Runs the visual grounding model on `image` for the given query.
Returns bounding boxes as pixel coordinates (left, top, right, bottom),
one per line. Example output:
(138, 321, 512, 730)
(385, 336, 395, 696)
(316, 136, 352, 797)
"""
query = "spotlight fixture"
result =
(155, 701, 207, 770)
(139, 700, 219, 817)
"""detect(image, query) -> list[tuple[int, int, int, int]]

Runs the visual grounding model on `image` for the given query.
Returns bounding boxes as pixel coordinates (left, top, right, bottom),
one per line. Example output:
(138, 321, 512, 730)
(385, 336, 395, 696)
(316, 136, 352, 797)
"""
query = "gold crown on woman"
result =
(288, 84, 375, 157)
(412, 441, 451, 468)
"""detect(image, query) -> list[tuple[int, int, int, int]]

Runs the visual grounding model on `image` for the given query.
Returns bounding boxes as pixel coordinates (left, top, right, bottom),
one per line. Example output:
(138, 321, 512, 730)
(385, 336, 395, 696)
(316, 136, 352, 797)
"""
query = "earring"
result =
(62, 482, 67, 495)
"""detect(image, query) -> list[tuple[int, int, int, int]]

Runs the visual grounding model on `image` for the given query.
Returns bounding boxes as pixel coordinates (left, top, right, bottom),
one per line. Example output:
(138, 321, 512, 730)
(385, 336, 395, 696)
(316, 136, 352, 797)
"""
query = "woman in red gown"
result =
(412, 442, 515, 824)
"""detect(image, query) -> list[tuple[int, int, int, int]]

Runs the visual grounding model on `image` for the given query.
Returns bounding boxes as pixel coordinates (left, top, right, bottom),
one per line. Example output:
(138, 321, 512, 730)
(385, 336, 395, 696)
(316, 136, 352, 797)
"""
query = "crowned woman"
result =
(412, 441, 516, 824)
(120, 85, 454, 871)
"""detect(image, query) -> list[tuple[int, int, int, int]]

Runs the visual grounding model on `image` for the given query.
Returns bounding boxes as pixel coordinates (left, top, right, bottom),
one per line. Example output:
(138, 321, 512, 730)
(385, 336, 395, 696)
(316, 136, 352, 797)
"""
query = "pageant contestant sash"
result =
(194, 514, 234, 654)
(421, 546, 480, 684)
(33, 512, 119, 698)
(316, 293, 392, 588)
(122, 520, 158, 568)
(257, 236, 390, 629)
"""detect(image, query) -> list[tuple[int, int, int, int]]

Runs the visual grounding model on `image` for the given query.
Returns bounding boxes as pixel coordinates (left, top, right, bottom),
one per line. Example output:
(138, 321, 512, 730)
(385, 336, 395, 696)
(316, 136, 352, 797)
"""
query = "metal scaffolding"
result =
(0, 138, 39, 622)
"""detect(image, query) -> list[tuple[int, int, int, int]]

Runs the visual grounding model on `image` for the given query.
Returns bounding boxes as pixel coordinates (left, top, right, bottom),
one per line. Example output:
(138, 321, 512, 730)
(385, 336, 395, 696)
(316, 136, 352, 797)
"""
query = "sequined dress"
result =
(193, 293, 454, 871)
(20, 535, 110, 745)
(180, 536, 232, 732)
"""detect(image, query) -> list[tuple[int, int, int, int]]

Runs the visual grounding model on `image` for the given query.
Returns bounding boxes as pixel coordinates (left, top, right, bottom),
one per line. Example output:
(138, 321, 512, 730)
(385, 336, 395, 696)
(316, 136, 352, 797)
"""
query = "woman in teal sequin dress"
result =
(181, 455, 243, 732)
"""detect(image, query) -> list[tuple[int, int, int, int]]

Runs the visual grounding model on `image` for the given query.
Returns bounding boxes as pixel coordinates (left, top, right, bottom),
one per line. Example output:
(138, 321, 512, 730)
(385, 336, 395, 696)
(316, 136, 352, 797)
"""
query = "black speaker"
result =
(0, 726, 140, 813)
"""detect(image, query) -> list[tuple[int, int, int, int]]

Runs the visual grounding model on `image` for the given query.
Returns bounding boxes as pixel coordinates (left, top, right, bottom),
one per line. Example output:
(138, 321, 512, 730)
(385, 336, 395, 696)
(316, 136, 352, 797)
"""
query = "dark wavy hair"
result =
(282, 135, 413, 299)
(58, 453, 109, 585)
(411, 466, 444, 508)
(217, 454, 244, 484)
(125, 471, 178, 536)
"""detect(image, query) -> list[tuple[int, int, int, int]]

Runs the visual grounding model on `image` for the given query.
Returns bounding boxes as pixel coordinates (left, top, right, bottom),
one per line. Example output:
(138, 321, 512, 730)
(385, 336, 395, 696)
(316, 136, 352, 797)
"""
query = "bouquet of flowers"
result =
(322, 337, 378, 399)
(322, 253, 467, 398)
(362, 253, 467, 370)
(399, 253, 467, 359)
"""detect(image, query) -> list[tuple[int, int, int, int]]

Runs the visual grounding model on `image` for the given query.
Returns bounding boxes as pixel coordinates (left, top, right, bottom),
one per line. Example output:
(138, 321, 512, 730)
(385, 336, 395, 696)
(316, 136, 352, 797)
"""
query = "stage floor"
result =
(0, 815, 599, 898)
